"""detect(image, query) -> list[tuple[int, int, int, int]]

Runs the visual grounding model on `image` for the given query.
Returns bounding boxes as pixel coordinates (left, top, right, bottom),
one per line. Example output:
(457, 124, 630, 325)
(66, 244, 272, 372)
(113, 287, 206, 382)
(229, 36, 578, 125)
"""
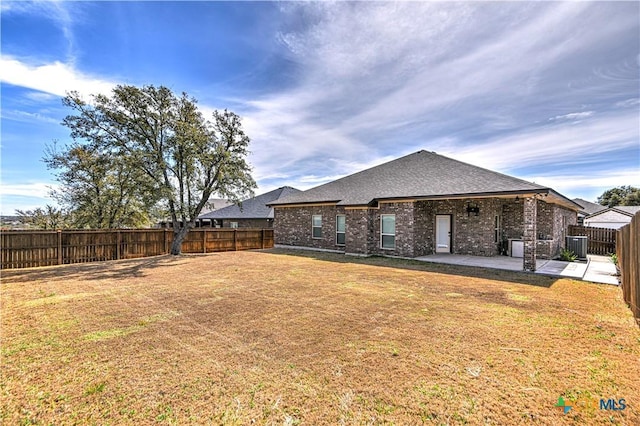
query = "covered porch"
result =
(410, 194, 577, 272)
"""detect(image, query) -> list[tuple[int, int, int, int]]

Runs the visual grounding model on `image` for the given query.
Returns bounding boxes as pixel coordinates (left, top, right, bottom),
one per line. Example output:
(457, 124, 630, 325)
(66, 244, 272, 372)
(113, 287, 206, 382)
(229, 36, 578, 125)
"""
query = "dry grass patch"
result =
(1, 249, 639, 425)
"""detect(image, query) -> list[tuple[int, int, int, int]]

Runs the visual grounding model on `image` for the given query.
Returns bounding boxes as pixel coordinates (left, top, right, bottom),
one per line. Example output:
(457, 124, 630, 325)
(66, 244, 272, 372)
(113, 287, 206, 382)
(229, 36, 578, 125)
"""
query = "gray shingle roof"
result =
(614, 206, 640, 215)
(199, 187, 301, 220)
(270, 150, 556, 207)
(572, 198, 607, 215)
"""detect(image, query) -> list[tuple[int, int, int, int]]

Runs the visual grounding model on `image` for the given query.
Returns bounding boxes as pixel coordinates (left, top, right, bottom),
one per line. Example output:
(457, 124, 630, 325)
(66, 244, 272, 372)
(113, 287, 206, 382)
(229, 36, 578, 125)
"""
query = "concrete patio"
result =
(414, 254, 619, 285)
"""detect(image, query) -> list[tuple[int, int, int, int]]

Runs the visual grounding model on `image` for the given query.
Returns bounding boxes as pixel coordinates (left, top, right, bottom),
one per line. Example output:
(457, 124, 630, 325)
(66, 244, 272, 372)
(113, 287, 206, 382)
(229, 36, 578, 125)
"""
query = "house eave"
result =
(269, 201, 340, 208)
(268, 189, 581, 211)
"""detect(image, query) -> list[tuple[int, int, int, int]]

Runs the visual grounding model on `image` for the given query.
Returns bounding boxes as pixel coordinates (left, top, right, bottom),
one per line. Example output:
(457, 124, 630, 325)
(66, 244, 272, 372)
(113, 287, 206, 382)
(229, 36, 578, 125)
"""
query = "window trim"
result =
(336, 214, 346, 246)
(380, 214, 396, 250)
(312, 215, 322, 239)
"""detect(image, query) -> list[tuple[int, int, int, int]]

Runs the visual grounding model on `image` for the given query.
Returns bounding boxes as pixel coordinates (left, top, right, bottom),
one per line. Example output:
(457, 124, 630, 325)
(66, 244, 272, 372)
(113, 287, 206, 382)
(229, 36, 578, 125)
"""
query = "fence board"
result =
(567, 225, 617, 255)
(617, 213, 639, 324)
(1, 228, 274, 269)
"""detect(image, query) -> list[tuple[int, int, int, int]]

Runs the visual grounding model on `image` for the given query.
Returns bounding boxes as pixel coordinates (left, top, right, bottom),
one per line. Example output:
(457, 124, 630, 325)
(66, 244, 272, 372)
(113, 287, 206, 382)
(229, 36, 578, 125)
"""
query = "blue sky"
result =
(1, 1, 639, 215)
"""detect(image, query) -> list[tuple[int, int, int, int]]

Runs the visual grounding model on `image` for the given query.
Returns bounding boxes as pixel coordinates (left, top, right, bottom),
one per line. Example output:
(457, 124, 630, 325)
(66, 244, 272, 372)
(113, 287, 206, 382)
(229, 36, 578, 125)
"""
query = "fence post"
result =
(57, 230, 62, 265)
(116, 230, 121, 260)
(261, 228, 265, 249)
(203, 229, 207, 254)
(164, 229, 169, 254)
(234, 229, 237, 251)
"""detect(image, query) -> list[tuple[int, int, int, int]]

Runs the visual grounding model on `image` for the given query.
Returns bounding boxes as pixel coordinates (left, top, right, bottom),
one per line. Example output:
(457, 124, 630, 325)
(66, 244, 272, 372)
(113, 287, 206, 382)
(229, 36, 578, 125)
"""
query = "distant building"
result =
(572, 198, 607, 225)
(584, 206, 640, 229)
(197, 187, 301, 228)
(158, 198, 234, 228)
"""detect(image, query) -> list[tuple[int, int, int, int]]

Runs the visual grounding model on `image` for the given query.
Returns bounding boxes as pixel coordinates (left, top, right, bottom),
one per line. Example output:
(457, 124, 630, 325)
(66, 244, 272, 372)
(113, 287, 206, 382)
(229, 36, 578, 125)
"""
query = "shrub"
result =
(560, 248, 578, 262)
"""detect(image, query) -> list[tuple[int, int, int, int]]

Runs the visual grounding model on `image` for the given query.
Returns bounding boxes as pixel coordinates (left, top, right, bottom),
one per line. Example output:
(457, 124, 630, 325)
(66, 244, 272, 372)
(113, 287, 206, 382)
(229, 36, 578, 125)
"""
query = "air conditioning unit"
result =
(565, 236, 588, 260)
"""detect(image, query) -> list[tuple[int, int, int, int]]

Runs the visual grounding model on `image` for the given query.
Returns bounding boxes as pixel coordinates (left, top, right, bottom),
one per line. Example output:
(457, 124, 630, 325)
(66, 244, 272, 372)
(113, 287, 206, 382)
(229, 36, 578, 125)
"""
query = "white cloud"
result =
(1, 109, 60, 124)
(441, 111, 639, 172)
(238, 1, 639, 195)
(2, 0, 78, 59)
(0, 56, 118, 98)
(2, 2, 637, 209)
(549, 112, 595, 121)
(0, 182, 58, 198)
(0, 182, 62, 214)
(524, 169, 640, 191)
(24, 91, 58, 102)
(615, 98, 640, 108)
(520, 169, 640, 201)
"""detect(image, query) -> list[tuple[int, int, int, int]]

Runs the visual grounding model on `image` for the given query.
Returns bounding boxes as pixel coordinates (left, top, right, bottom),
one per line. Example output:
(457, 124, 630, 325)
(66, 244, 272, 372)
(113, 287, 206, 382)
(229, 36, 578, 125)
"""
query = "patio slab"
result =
(582, 255, 619, 285)
(535, 259, 587, 279)
(414, 254, 548, 272)
(414, 254, 618, 285)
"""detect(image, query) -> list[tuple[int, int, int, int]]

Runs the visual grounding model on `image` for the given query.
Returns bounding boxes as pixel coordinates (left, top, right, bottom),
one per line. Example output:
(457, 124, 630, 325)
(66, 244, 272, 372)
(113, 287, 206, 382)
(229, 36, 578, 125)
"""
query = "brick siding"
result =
(274, 198, 577, 264)
(274, 205, 346, 251)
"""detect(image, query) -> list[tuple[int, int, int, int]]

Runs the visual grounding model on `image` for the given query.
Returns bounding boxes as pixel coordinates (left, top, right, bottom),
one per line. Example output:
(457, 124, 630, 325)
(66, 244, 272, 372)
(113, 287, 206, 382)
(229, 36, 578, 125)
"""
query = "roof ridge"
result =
(422, 150, 548, 190)
(269, 150, 568, 207)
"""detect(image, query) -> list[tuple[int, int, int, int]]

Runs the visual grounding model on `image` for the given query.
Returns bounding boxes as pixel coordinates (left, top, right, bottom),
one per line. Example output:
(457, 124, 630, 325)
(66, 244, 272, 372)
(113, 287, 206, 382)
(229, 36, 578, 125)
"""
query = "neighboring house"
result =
(572, 198, 607, 225)
(268, 150, 581, 272)
(158, 198, 234, 228)
(198, 186, 301, 228)
(197, 198, 235, 217)
(584, 206, 640, 229)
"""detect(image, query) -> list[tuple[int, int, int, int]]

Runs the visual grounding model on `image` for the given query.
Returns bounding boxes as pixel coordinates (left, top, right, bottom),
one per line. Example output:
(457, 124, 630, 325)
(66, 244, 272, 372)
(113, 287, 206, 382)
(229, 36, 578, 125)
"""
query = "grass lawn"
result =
(1, 249, 639, 425)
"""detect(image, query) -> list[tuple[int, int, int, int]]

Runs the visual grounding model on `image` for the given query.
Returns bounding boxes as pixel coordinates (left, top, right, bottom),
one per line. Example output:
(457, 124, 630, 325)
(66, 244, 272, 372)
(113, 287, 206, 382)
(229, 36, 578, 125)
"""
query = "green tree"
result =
(15, 205, 70, 230)
(44, 142, 158, 228)
(61, 85, 256, 254)
(597, 186, 640, 207)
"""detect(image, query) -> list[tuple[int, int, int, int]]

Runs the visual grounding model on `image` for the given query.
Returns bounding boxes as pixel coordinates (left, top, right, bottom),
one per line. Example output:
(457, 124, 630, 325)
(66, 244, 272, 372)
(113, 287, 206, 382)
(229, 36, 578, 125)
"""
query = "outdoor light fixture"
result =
(466, 204, 480, 217)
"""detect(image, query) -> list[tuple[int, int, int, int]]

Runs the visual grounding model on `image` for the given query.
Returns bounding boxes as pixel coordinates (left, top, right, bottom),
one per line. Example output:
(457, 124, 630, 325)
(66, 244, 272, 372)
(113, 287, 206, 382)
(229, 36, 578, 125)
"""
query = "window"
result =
(230, 222, 238, 229)
(381, 214, 395, 249)
(312, 215, 322, 238)
(336, 215, 346, 245)
(494, 215, 501, 243)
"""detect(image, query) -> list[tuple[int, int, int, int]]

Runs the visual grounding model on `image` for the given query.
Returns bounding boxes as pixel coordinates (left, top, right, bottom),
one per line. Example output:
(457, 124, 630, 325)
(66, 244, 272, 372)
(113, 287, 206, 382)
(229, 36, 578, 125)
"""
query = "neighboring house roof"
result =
(199, 187, 301, 220)
(159, 198, 234, 223)
(614, 206, 640, 215)
(198, 198, 235, 216)
(270, 150, 580, 210)
(572, 198, 607, 216)
(585, 206, 640, 220)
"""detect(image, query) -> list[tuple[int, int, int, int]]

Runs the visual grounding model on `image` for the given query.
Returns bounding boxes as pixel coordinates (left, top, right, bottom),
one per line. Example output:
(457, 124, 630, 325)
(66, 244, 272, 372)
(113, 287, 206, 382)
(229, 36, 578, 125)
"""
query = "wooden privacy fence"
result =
(567, 225, 616, 255)
(1, 228, 274, 269)
(617, 213, 639, 323)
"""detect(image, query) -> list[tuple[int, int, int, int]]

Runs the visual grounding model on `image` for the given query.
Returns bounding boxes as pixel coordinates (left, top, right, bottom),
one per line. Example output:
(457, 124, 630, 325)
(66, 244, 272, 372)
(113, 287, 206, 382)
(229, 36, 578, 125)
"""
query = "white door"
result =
(436, 215, 451, 253)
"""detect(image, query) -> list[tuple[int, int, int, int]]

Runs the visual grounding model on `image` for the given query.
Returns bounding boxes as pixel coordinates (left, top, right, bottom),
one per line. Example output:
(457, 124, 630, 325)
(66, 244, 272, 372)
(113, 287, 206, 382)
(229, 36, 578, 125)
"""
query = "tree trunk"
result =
(170, 226, 190, 255)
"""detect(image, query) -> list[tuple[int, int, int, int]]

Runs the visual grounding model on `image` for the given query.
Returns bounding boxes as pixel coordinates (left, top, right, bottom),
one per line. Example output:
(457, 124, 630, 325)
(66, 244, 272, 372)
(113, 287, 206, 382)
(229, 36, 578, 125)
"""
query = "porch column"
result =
(523, 197, 537, 272)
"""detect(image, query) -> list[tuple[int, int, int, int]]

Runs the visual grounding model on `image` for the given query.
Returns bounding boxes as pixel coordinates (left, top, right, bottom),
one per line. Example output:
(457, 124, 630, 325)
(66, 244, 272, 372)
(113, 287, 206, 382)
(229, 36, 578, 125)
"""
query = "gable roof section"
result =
(271, 150, 579, 209)
(199, 187, 301, 220)
(572, 198, 607, 216)
(585, 205, 640, 219)
(198, 198, 235, 216)
(614, 206, 640, 215)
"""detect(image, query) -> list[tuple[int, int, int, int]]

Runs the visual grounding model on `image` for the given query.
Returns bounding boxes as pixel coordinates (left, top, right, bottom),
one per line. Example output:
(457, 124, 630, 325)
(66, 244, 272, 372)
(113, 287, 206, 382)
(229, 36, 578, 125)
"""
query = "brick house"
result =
(198, 186, 300, 228)
(268, 151, 581, 271)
